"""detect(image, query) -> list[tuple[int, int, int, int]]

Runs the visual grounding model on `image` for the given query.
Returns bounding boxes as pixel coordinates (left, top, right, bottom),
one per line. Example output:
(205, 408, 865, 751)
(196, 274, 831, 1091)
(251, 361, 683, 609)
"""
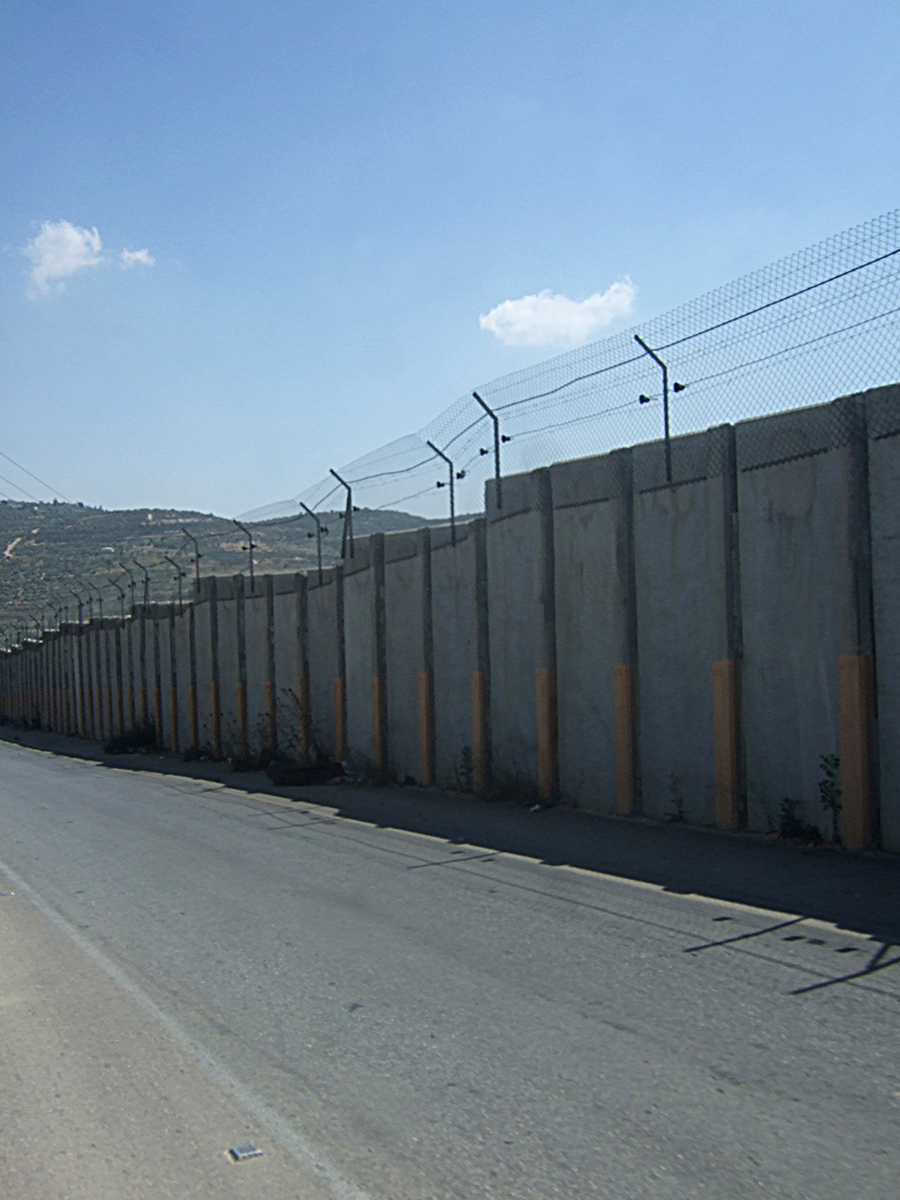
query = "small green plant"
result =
(818, 753, 842, 844)
(667, 772, 685, 823)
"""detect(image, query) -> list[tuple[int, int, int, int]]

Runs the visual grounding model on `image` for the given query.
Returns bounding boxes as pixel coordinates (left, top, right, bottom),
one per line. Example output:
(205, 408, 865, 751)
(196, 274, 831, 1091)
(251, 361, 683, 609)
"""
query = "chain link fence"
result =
(248, 208, 900, 525)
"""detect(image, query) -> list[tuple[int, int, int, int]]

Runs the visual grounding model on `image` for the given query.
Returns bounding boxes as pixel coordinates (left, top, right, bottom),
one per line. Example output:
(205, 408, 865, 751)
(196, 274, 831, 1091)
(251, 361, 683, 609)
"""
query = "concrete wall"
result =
(242, 585, 267, 754)
(272, 576, 300, 755)
(485, 473, 541, 782)
(307, 569, 339, 756)
(865, 385, 900, 850)
(551, 451, 630, 814)
(632, 430, 730, 825)
(431, 522, 480, 790)
(737, 406, 847, 837)
(343, 542, 376, 766)
(384, 530, 424, 783)
(11, 385, 900, 853)
(217, 581, 239, 755)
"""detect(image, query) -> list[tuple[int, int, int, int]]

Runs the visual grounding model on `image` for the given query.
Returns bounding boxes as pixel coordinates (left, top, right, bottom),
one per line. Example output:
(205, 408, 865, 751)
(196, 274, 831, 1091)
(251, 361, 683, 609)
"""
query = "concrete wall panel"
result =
(486, 475, 539, 782)
(737, 408, 845, 838)
(217, 590, 239, 756)
(432, 524, 478, 790)
(307, 573, 338, 756)
(551, 453, 625, 812)
(384, 532, 422, 782)
(273, 583, 300, 754)
(343, 544, 375, 765)
(192, 599, 213, 749)
(866, 385, 900, 850)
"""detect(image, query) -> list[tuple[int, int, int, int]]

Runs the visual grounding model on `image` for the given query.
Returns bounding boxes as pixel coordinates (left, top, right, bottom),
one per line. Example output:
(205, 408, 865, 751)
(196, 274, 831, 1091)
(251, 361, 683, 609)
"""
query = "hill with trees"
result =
(0, 499, 432, 633)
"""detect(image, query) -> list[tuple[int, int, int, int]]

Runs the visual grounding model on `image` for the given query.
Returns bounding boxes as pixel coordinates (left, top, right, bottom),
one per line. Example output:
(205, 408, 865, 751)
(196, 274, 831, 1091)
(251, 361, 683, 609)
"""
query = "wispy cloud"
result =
(479, 278, 636, 347)
(23, 220, 156, 297)
(120, 247, 155, 269)
(24, 220, 102, 298)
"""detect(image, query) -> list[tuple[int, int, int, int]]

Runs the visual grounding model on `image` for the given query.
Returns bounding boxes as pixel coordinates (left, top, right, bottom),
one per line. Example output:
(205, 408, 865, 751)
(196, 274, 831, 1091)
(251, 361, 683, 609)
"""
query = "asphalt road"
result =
(0, 739, 898, 1199)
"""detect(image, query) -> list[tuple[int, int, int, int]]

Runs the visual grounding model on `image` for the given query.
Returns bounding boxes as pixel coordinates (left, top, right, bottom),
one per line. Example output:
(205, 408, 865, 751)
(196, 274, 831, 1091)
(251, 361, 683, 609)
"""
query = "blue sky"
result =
(1, 0, 898, 515)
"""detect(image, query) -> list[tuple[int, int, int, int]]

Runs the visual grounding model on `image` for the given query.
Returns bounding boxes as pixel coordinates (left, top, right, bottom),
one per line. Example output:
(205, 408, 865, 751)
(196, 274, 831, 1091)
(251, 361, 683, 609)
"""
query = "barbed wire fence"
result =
(3, 209, 899, 644)
(245, 207, 900, 528)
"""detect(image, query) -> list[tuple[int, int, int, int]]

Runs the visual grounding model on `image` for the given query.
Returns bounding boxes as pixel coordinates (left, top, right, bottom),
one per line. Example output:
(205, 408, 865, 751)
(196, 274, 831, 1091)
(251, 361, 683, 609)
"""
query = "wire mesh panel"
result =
(245, 209, 900, 524)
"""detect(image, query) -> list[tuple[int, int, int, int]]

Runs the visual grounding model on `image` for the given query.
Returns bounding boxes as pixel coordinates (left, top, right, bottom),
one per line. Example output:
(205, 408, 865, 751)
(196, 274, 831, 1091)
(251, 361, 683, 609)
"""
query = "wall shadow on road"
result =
(3, 726, 899, 944)
(316, 784, 900, 944)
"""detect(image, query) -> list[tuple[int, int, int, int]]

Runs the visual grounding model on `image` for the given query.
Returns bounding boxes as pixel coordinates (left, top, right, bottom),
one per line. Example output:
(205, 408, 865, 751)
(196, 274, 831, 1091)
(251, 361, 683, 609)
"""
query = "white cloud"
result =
(479, 278, 636, 347)
(24, 220, 103, 297)
(120, 247, 155, 269)
(23, 220, 157, 297)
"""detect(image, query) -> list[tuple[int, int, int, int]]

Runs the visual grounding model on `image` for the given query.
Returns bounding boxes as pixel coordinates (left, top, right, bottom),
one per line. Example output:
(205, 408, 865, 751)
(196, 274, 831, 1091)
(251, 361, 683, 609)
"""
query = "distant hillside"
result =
(0, 499, 432, 630)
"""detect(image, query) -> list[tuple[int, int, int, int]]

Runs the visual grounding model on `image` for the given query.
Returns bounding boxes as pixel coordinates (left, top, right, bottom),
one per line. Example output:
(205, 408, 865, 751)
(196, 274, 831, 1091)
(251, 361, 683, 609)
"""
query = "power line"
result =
(0, 449, 69, 502)
(0, 473, 39, 502)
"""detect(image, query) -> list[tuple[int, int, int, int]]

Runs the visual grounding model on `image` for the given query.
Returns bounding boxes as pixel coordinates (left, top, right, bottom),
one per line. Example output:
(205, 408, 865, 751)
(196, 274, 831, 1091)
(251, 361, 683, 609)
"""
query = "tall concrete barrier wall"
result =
(307, 568, 341, 758)
(430, 521, 484, 791)
(384, 530, 426, 784)
(343, 540, 378, 770)
(485, 473, 544, 790)
(7, 385, 900, 852)
(863, 388, 900, 852)
(551, 450, 634, 816)
(632, 428, 740, 827)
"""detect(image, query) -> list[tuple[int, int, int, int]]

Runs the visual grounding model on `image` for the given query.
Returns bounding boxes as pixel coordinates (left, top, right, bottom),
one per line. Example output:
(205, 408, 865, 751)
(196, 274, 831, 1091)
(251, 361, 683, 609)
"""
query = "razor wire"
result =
(243, 208, 900, 524)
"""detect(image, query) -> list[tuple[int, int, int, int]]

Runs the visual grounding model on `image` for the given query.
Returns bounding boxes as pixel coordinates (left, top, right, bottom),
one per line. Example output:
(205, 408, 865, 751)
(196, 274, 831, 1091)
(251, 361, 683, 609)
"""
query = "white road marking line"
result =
(0, 856, 377, 1200)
